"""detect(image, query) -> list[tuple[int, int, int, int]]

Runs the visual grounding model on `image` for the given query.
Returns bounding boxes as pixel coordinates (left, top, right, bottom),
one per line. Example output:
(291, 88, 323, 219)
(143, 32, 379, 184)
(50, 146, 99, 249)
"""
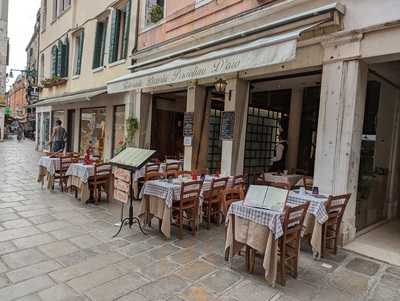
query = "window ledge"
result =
(142, 18, 166, 33)
(108, 59, 126, 68)
(72, 75, 80, 80)
(92, 66, 105, 73)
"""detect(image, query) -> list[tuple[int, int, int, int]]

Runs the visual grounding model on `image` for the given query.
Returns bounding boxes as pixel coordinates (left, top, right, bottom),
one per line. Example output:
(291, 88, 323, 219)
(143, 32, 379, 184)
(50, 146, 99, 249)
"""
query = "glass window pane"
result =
(80, 107, 107, 159)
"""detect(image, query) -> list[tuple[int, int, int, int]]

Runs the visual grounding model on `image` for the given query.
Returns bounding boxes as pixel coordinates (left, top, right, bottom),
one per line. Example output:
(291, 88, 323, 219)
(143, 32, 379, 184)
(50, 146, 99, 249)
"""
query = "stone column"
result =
(221, 79, 250, 176)
(184, 85, 208, 172)
(314, 60, 368, 243)
(287, 88, 303, 173)
(124, 90, 152, 148)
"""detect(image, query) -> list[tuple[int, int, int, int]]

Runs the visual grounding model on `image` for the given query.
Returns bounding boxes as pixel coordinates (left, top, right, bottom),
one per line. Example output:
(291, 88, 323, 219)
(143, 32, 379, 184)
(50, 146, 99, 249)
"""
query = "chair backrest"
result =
(93, 163, 112, 182)
(267, 181, 291, 190)
(282, 202, 310, 237)
(145, 163, 160, 173)
(232, 175, 245, 190)
(179, 180, 203, 206)
(165, 162, 180, 178)
(325, 193, 351, 225)
(303, 176, 313, 191)
(165, 155, 177, 160)
(59, 155, 78, 173)
(210, 177, 229, 198)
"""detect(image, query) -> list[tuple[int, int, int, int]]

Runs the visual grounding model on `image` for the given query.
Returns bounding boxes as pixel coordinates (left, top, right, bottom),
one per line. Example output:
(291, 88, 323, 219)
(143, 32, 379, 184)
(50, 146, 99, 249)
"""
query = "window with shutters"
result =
(92, 18, 108, 69)
(50, 39, 69, 77)
(145, 0, 164, 25)
(52, 0, 58, 21)
(42, 0, 47, 31)
(51, 45, 58, 76)
(109, 0, 131, 63)
(74, 31, 84, 75)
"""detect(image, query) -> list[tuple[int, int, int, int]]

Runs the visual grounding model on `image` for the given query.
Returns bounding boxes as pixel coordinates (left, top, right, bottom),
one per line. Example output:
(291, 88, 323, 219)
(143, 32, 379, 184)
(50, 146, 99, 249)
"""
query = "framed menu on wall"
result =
(183, 112, 194, 137)
(244, 185, 288, 212)
(221, 111, 235, 140)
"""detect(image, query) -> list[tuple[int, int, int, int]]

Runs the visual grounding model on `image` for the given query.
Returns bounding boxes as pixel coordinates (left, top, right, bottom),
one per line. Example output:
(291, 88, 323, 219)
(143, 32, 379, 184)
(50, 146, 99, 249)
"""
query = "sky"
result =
(6, 0, 41, 90)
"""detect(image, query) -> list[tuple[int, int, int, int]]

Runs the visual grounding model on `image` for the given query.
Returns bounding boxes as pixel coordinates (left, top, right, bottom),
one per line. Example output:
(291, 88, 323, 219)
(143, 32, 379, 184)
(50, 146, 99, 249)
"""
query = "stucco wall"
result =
(39, 0, 134, 99)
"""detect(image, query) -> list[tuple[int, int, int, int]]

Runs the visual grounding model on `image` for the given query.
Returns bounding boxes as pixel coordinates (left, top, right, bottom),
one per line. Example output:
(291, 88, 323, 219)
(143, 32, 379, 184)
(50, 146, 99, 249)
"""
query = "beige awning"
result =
(35, 88, 107, 106)
(107, 23, 320, 94)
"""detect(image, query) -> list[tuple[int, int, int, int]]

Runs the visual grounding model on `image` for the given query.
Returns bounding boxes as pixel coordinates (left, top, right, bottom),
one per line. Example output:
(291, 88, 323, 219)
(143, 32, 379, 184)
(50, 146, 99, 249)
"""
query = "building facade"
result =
(0, 0, 9, 140)
(106, 0, 400, 247)
(35, 0, 136, 159)
(6, 75, 27, 117)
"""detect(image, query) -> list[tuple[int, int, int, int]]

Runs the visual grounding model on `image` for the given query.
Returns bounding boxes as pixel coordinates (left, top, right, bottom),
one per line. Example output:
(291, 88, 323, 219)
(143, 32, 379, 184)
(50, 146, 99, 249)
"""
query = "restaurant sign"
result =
(108, 32, 300, 94)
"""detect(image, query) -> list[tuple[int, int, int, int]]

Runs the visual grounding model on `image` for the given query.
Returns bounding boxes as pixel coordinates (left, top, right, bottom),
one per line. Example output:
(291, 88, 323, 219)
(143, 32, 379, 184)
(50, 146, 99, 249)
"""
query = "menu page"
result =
(244, 185, 288, 212)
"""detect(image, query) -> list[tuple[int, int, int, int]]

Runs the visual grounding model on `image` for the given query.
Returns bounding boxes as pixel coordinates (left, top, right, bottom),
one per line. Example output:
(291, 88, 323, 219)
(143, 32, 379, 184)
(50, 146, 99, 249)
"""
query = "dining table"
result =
(138, 175, 234, 239)
(65, 163, 112, 203)
(225, 189, 330, 286)
(37, 156, 60, 190)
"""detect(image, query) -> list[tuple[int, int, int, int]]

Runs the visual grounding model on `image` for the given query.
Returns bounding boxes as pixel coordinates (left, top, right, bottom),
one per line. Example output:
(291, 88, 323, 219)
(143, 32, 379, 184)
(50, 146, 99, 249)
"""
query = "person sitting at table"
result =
(49, 120, 67, 153)
(270, 131, 288, 173)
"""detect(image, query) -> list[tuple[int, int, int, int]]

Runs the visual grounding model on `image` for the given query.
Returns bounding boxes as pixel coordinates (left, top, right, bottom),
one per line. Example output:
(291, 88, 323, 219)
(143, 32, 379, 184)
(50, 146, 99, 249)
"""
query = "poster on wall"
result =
(221, 111, 235, 140)
(183, 112, 194, 137)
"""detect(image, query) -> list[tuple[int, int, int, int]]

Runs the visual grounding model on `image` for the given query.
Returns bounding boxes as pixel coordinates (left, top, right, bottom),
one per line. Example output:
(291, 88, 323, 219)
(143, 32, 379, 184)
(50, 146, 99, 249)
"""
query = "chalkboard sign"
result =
(183, 112, 193, 137)
(221, 111, 235, 140)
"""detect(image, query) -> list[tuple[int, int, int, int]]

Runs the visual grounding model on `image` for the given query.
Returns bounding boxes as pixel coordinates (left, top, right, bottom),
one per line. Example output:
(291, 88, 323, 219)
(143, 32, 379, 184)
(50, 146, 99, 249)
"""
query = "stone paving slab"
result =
(0, 139, 398, 301)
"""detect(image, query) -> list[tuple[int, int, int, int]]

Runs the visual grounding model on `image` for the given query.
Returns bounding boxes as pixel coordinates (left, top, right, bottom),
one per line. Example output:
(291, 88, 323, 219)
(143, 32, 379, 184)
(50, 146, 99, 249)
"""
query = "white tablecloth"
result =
(140, 176, 234, 208)
(287, 190, 329, 224)
(38, 156, 60, 176)
(228, 201, 284, 239)
(65, 163, 95, 183)
(262, 173, 303, 187)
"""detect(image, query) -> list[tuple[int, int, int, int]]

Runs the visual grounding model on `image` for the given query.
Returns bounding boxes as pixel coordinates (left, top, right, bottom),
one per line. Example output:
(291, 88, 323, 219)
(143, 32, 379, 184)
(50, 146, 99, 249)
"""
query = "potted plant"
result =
(149, 4, 163, 24)
(126, 117, 139, 146)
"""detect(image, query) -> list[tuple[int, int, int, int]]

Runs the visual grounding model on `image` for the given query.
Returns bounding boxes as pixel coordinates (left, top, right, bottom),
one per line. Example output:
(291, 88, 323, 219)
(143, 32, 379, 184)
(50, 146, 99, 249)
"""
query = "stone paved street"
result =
(0, 138, 398, 301)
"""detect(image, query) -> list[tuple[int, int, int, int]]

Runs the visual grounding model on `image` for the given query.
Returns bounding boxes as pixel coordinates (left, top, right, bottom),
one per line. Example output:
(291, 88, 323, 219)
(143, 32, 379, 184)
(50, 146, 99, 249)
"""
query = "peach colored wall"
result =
(139, 0, 270, 49)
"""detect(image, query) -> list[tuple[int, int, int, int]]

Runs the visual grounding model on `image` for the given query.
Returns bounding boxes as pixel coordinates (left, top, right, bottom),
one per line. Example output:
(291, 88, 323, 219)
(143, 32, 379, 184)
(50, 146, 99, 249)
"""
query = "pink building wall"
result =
(138, 0, 275, 50)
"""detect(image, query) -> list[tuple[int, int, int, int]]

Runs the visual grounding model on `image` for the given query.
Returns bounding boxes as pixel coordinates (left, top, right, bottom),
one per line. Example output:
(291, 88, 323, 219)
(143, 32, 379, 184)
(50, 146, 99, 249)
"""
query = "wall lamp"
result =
(214, 78, 231, 101)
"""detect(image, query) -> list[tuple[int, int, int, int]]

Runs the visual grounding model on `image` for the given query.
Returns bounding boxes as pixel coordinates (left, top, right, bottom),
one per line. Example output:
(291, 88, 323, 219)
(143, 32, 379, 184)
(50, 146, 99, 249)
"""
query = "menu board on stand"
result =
(110, 147, 156, 237)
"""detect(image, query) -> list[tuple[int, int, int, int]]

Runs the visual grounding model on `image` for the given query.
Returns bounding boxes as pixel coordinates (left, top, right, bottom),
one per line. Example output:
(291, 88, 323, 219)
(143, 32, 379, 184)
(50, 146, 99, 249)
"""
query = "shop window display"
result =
(80, 108, 106, 159)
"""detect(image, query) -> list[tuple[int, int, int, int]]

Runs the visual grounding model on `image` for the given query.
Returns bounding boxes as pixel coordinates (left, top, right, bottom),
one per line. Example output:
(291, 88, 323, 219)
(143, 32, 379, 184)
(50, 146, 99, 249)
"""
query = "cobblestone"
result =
(0, 138, 397, 300)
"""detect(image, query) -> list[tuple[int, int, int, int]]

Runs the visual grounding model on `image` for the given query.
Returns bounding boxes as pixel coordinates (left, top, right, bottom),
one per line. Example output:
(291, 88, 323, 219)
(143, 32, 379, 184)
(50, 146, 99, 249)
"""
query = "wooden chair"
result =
(232, 175, 246, 190)
(53, 154, 78, 192)
(321, 193, 351, 257)
(220, 187, 245, 218)
(139, 163, 161, 188)
(88, 163, 113, 204)
(172, 180, 203, 239)
(245, 202, 309, 286)
(303, 176, 313, 191)
(164, 162, 180, 178)
(203, 177, 229, 229)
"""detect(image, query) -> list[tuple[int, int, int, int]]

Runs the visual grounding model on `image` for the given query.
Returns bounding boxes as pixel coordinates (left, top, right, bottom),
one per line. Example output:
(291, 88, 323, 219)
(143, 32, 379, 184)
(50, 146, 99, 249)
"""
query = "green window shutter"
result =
(92, 22, 104, 69)
(57, 40, 63, 77)
(51, 45, 58, 77)
(76, 31, 84, 75)
(123, 0, 131, 59)
(100, 21, 107, 66)
(64, 37, 69, 77)
(109, 9, 120, 63)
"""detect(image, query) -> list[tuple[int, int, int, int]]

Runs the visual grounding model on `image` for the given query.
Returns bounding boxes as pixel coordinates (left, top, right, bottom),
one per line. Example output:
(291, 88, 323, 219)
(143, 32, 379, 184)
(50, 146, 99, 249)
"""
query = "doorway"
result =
(151, 92, 186, 160)
(67, 110, 75, 152)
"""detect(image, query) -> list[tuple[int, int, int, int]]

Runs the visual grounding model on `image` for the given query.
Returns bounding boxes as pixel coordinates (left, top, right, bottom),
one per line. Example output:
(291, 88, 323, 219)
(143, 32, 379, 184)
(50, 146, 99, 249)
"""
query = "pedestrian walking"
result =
(49, 120, 67, 152)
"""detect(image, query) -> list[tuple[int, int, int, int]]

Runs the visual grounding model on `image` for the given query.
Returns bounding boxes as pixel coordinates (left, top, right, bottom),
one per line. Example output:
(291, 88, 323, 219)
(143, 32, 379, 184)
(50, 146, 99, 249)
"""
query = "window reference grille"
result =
(244, 107, 281, 184)
(208, 101, 224, 174)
